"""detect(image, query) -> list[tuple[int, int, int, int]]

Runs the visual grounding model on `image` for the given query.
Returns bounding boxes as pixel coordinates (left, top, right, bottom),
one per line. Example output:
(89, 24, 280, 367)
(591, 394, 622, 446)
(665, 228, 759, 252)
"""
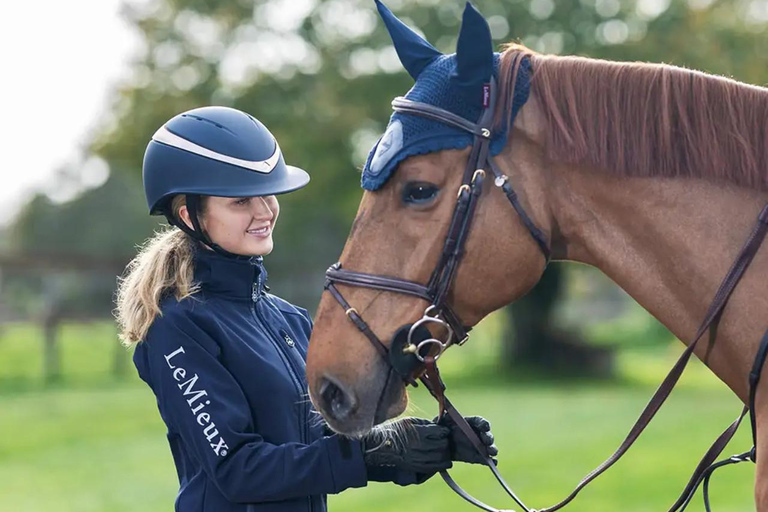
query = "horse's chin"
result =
(373, 377, 408, 426)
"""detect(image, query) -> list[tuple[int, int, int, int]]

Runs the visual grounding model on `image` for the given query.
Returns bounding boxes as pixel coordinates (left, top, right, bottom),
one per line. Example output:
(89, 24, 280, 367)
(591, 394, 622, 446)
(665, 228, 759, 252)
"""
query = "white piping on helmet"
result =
(152, 125, 281, 174)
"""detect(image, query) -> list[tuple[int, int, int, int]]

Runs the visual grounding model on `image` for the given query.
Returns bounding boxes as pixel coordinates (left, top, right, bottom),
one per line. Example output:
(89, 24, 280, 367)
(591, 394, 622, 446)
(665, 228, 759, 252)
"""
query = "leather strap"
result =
(488, 159, 551, 260)
(419, 364, 532, 512)
(668, 408, 749, 512)
(392, 97, 492, 137)
(326, 264, 432, 302)
(749, 326, 768, 452)
(539, 203, 768, 512)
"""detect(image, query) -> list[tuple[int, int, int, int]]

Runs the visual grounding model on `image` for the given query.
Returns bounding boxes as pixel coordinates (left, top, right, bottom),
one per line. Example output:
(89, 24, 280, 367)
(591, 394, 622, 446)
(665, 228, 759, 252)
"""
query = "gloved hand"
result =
(437, 414, 498, 465)
(362, 417, 452, 475)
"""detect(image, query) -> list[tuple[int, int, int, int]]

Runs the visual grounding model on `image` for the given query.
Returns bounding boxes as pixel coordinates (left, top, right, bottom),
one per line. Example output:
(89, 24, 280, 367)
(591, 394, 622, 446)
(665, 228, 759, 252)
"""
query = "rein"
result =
(324, 54, 768, 511)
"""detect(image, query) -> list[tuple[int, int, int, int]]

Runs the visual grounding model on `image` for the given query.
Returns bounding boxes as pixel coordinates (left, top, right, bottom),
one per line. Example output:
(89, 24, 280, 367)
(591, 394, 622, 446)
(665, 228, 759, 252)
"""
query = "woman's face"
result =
(180, 195, 280, 256)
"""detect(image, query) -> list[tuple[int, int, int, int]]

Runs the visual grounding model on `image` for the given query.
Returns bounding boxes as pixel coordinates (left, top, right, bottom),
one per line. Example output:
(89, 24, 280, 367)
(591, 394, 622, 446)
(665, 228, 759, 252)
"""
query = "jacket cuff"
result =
(323, 435, 368, 493)
(366, 466, 429, 486)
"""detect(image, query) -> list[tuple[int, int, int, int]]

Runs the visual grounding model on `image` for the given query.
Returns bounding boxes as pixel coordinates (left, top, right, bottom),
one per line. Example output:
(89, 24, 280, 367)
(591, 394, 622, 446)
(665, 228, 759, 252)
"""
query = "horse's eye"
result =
(402, 182, 439, 205)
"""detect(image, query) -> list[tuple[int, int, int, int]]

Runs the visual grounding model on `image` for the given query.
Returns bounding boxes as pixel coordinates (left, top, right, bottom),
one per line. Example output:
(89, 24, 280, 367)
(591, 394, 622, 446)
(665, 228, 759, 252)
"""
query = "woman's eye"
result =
(235, 198, 249, 206)
(402, 183, 439, 205)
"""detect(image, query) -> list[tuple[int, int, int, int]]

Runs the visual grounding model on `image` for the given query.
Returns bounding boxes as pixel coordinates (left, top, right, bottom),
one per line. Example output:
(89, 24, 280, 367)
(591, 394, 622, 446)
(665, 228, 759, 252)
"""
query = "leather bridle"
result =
(326, 67, 549, 381)
(323, 54, 768, 512)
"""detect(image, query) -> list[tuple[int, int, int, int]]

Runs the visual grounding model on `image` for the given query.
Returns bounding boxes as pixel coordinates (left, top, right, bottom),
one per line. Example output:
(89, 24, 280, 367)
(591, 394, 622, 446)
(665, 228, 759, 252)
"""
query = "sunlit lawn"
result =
(0, 319, 755, 511)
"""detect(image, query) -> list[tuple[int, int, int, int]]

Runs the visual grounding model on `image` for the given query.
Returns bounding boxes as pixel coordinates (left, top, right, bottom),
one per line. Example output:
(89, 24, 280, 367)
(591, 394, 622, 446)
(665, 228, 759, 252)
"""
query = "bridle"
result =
(326, 57, 549, 384)
(324, 54, 768, 512)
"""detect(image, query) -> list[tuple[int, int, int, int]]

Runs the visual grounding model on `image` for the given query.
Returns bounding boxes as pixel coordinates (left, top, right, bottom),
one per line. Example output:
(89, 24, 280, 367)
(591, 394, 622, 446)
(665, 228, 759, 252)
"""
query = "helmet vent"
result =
(181, 113, 228, 132)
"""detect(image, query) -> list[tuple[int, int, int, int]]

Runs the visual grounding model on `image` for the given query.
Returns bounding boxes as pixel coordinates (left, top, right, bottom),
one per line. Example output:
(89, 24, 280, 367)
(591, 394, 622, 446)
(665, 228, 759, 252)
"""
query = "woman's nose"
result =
(251, 197, 275, 219)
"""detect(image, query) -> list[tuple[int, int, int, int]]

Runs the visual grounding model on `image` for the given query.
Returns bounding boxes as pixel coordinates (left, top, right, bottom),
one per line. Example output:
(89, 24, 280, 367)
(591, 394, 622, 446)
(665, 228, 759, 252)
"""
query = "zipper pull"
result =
(280, 329, 296, 348)
(251, 282, 259, 303)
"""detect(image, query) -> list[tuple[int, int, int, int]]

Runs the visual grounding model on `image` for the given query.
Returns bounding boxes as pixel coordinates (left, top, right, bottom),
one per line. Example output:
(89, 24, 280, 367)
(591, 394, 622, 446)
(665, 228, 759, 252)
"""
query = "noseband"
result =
(323, 55, 768, 512)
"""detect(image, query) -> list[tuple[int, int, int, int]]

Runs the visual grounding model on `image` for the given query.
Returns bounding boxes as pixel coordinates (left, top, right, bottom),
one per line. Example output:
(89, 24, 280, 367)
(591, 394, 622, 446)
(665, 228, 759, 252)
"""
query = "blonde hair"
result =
(115, 196, 202, 346)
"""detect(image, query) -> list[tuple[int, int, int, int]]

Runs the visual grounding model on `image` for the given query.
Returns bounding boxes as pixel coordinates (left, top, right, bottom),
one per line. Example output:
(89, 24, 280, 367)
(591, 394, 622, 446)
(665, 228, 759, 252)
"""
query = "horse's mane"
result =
(498, 45, 768, 190)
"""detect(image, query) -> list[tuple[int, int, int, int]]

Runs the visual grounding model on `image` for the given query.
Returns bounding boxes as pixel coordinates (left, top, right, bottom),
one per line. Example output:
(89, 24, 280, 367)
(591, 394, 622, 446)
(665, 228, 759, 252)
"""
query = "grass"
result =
(0, 317, 756, 511)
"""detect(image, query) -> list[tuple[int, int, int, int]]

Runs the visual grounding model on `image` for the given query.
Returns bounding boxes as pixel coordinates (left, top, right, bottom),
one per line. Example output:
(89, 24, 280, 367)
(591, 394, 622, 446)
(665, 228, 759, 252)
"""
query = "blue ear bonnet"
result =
(362, 55, 530, 191)
(362, 1, 532, 191)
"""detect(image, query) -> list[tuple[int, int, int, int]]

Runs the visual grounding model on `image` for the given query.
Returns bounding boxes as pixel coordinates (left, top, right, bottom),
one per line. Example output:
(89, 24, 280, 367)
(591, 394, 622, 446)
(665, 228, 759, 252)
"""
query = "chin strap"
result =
(164, 195, 251, 261)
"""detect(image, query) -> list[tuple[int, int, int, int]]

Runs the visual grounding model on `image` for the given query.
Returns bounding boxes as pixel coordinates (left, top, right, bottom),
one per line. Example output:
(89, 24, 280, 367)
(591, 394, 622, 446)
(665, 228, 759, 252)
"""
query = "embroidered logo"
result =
(165, 346, 230, 457)
(368, 120, 403, 176)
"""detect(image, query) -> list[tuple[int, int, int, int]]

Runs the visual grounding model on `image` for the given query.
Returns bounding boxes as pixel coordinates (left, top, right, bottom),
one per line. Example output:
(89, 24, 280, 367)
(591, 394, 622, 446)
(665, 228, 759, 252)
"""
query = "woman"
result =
(115, 106, 496, 512)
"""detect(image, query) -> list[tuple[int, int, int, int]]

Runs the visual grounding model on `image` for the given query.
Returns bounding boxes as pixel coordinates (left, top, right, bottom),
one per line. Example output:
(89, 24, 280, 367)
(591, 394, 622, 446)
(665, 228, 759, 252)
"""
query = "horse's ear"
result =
(453, 2, 494, 93)
(375, 0, 442, 80)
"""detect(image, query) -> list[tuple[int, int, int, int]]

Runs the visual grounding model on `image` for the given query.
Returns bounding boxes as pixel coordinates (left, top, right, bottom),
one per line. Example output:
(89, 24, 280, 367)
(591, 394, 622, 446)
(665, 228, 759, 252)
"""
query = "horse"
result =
(305, 1, 768, 509)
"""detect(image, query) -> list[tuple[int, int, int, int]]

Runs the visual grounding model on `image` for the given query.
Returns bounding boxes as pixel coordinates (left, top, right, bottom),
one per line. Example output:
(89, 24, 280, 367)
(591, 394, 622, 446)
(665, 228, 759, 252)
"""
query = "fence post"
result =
(41, 279, 63, 385)
(42, 312, 61, 384)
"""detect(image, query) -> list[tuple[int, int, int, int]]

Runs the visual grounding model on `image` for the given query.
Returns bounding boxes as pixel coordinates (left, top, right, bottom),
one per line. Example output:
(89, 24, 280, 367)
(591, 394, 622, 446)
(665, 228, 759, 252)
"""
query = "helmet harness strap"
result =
(163, 195, 251, 261)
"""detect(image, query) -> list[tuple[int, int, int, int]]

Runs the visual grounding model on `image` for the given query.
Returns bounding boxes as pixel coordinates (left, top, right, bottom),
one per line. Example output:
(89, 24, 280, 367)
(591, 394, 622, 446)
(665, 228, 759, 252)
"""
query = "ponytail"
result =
(115, 196, 201, 346)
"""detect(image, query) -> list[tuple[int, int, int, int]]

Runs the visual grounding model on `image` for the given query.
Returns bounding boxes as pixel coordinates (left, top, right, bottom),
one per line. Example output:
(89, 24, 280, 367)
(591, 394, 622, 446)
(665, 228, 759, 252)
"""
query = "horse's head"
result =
(307, 1, 550, 436)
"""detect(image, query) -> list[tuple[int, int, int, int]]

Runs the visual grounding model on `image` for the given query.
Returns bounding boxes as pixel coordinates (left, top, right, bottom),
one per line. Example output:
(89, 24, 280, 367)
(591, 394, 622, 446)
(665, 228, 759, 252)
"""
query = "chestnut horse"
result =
(306, 9, 768, 512)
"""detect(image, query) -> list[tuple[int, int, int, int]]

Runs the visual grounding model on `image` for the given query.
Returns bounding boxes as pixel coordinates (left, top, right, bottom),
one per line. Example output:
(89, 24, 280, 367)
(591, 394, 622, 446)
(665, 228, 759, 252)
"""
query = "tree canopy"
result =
(10, 0, 768, 308)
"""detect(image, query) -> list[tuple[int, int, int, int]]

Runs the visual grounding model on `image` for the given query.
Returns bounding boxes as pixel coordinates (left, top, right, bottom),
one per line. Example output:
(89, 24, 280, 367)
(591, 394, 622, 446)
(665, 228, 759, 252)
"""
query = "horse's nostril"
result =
(319, 376, 358, 422)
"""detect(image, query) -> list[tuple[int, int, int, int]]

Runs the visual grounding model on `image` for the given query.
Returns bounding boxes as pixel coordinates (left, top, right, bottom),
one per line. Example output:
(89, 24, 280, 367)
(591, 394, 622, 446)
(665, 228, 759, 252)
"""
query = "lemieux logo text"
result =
(164, 346, 230, 457)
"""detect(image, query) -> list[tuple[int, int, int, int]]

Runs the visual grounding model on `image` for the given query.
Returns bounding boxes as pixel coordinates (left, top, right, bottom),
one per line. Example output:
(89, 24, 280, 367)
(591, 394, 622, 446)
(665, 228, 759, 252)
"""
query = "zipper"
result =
(251, 274, 263, 303)
(251, 303, 306, 427)
(280, 326, 313, 502)
(277, 326, 310, 442)
(250, 270, 307, 439)
(255, 310, 305, 398)
(250, 265, 312, 512)
(252, 300, 315, 512)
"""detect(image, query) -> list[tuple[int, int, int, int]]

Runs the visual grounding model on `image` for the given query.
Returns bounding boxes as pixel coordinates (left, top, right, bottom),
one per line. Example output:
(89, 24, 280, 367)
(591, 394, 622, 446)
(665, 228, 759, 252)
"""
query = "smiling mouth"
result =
(247, 226, 271, 238)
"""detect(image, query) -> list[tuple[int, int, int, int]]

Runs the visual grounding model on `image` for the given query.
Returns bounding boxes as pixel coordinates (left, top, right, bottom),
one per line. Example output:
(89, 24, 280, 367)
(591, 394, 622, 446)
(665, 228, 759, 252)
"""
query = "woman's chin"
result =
(237, 237, 274, 256)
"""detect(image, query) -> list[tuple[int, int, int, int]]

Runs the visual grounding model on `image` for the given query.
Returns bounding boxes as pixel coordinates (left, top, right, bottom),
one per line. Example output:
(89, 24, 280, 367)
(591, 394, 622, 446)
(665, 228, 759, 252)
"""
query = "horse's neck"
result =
(551, 166, 768, 401)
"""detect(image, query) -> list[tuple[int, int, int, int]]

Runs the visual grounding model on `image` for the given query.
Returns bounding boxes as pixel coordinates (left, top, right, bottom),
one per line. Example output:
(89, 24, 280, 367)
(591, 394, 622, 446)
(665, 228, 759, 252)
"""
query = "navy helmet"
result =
(142, 106, 310, 258)
(143, 106, 309, 215)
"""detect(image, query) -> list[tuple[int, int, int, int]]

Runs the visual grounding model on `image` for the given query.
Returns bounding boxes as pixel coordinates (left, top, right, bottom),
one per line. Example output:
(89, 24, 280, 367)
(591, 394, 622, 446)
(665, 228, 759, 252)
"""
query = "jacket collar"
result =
(193, 246, 268, 301)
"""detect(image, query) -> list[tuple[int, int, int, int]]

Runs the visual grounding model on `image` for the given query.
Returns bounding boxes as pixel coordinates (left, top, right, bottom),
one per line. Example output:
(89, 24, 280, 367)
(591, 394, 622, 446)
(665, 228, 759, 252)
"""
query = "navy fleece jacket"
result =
(133, 249, 418, 512)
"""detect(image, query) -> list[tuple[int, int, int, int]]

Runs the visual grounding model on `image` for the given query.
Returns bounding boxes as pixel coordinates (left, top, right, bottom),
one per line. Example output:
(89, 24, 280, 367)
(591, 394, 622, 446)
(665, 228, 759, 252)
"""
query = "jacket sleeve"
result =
(138, 309, 368, 504)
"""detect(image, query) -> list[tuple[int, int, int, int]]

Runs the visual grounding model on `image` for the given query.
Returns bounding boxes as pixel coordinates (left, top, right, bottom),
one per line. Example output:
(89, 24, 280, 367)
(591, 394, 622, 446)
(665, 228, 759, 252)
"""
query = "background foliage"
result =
(10, 0, 768, 309)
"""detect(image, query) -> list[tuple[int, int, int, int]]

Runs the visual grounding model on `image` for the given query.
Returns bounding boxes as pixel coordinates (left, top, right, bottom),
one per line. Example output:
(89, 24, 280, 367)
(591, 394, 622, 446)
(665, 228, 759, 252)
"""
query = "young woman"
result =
(115, 106, 496, 512)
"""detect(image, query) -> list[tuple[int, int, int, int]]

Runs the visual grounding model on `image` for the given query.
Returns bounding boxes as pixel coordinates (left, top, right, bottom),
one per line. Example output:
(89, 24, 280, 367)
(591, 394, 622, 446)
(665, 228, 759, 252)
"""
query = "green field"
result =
(0, 319, 756, 511)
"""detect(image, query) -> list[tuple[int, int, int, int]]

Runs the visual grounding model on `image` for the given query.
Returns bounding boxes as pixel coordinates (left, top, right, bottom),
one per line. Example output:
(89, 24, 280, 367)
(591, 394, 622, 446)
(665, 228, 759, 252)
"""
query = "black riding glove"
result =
(362, 417, 453, 475)
(437, 414, 498, 465)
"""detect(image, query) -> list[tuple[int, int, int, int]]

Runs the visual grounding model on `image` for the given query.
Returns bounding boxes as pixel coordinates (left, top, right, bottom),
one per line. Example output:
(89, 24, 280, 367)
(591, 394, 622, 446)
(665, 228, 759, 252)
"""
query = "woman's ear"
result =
(177, 205, 194, 230)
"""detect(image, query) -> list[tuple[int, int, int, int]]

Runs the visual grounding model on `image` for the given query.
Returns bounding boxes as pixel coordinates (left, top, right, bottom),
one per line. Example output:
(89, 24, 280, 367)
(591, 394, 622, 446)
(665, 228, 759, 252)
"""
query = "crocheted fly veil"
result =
(362, 1, 530, 191)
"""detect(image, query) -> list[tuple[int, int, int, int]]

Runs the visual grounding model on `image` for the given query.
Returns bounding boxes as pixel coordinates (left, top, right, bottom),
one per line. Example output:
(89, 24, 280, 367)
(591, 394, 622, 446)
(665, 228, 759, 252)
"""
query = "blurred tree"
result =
(5, 169, 154, 320)
(10, 170, 155, 259)
(11, 0, 765, 370)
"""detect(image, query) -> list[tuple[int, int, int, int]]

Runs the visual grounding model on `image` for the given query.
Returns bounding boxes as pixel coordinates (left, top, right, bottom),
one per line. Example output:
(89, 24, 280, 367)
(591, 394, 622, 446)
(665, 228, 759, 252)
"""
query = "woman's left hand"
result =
(437, 414, 498, 465)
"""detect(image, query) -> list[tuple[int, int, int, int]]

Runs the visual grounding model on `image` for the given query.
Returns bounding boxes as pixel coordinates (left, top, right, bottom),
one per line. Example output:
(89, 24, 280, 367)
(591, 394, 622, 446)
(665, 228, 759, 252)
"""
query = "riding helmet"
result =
(143, 106, 310, 216)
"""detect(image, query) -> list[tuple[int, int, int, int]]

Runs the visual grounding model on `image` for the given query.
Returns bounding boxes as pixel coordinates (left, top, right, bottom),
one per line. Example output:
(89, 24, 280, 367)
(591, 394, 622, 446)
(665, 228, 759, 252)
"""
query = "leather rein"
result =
(324, 55, 768, 511)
